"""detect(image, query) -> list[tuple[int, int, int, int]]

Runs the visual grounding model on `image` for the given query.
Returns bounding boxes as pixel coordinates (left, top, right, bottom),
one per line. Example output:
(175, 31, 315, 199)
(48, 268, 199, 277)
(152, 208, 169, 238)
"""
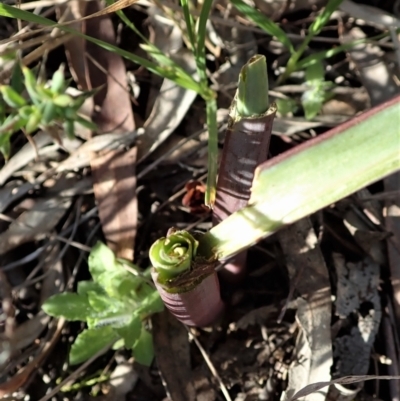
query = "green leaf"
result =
(89, 242, 144, 301)
(0, 132, 12, 160)
(53, 94, 72, 107)
(115, 314, 142, 348)
(205, 98, 218, 207)
(0, 85, 26, 108)
(276, 98, 298, 116)
(10, 63, 24, 94)
(22, 66, 41, 105)
(0, 113, 24, 134)
(136, 290, 164, 317)
(132, 327, 154, 366)
(75, 115, 97, 131)
(40, 100, 56, 124)
(112, 338, 124, 350)
(230, 0, 294, 53)
(64, 119, 75, 139)
(200, 96, 400, 260)
(25, 107, 42, 134)
(305, 61, 325, 83)
(309, 0, 344, 36)
(88, 242, 116, 279)
(301, 87, 324, 120)
(77, 280, 103, 296)
(51, 65, 66, 94)
(87, 312, 133, 330)
(69, 326, 117, 365)
(87, 290, 115, 312)
(42, 293, 93, 321)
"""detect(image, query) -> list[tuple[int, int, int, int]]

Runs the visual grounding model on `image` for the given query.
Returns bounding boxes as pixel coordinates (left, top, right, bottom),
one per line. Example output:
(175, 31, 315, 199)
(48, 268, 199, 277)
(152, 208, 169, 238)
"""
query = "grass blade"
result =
(309, 0, 345, 36)
(205, 98, 218, 208)
(230, 0, 294, 53)
(195, 0, 213, 81)
(0, 3, 202, 94)
(180, 0, 197, 53)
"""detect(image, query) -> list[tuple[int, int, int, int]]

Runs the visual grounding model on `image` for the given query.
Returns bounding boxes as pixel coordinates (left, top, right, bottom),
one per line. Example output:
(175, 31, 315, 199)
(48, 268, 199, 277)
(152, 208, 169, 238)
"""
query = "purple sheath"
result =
(213, 105, 277, 281)
(151, 269, 224, 327)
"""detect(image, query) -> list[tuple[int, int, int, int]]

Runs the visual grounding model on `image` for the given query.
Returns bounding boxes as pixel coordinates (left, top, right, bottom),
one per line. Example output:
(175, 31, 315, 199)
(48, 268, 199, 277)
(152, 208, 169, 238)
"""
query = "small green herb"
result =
(0, 64, 95, 159)
(42, 242, 164, 366)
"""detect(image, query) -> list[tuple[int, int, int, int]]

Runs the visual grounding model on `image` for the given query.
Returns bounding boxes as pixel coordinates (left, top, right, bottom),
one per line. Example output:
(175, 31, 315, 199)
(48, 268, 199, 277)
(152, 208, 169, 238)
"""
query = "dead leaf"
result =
(332, 254, 381, 378)
(64, 0, 138, 261)
(279, 218, 333, 401)
(0, 318, 65, 397)
(138, 49, 198, 161)
(56, 0, 90, 90)
(289, 375, 400, 401)
(91, 147, 138, 260)
(0, 197, 71, 255)
(385, 172, 400, 331)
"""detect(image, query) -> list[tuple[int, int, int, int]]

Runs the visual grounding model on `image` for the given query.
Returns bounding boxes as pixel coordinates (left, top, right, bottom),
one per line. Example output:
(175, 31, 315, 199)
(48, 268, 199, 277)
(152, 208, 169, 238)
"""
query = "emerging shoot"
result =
(149, 229, 199, 283)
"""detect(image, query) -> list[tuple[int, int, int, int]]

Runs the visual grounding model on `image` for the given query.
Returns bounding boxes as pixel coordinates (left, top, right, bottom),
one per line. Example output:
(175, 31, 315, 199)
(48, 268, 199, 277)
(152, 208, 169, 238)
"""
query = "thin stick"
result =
(187, 327, 232, 401)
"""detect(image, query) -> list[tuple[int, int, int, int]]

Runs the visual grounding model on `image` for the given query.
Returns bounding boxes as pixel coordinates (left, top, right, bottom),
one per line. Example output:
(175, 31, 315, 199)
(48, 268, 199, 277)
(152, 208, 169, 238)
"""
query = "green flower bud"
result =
(149, 230, 198, 282)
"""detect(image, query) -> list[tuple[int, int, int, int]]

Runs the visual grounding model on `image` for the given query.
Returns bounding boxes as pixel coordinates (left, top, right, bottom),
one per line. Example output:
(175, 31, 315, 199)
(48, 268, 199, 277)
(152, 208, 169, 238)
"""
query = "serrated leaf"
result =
(69, 326, 117, 365)
(88, 242, 117, 279)
(115, 314, 142, 348)
(42, 293, 93, 321)
(89, 242, 143, 301)
(132, 327, 154, 366)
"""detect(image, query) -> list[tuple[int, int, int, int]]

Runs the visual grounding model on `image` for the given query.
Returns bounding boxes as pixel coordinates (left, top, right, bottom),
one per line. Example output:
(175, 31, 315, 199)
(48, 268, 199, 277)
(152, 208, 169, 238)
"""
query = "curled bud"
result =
(149, 229, 199, 283)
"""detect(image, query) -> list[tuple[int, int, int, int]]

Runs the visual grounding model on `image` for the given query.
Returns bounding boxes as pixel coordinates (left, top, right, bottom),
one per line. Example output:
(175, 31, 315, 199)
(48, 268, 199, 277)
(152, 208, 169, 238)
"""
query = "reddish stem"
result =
(151, 260, 224, 327)
(213, 105, 277, 281)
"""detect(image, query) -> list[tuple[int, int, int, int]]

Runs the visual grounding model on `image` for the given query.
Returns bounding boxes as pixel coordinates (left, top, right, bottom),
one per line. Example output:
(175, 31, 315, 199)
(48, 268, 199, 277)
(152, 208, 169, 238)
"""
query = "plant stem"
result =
(212, 55, 275, 280)
(151, 267, 224, 327)
(205, 97, 218, 207)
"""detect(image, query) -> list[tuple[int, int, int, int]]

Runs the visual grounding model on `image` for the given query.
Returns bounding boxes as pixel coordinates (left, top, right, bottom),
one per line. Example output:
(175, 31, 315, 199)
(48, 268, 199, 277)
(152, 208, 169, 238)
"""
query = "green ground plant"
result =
(0, 64, 95, 158)
(42, 242, 164, 366)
